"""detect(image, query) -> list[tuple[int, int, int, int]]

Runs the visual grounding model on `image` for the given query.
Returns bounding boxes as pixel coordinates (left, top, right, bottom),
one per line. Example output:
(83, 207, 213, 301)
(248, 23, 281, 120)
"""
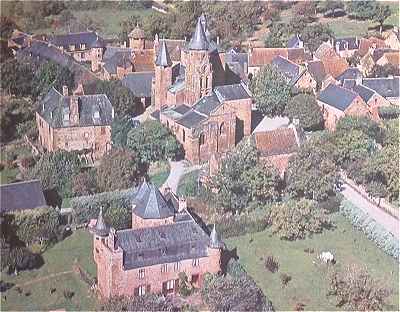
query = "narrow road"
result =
(341, 183, 399, 238)
(162, 160, 201, 193)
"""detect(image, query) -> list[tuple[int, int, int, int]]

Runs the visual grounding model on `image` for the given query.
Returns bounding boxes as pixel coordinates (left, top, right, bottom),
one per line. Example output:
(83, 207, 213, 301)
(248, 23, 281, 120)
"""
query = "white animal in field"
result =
(319, 251, 335, 264)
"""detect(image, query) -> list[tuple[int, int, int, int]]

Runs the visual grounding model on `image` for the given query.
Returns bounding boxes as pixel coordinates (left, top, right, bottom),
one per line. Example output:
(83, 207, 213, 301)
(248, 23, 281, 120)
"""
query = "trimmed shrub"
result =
(265, 256, 279, 273)
(340, 200, 399, 260)
(71, 188, 136, 230)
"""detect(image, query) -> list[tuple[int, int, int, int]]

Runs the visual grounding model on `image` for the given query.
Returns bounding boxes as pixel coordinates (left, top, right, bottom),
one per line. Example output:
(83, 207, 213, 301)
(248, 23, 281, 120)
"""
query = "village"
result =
(0, 1, 399, 311)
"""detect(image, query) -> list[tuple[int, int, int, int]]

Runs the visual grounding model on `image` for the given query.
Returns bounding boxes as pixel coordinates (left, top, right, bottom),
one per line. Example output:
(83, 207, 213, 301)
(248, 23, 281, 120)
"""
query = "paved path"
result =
(341, 183, 399, 238)
(14, 271, 73, 288)
(162, 160, 201, 193)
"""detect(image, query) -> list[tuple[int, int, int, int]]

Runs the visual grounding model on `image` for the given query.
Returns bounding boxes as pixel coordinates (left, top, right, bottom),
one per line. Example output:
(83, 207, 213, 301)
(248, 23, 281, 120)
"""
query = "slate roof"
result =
(132, 182, 175, 219)
(155, 39, 172, 67)
(175, 110, 207, 129)
(254, 128, 299, 157)
(306, 60, 328, 84)
(0, 180, 46, 214)
(38, 87, 114, 128)
(362, 77, 399, 98)
(192, 93, 221, 116)
(272, 55, 303, 84)
(115, 211, 210, 270)
(161, 105, 192, 121)
(287, 34, 303, 49)
(188, 17, 210, 51)
(214, 82, 251, 102)
(348, 83, 376, 103)
(103, 46, 133, 61)
(318, 83, 359, 111)
(122, 72, 154, 98)
(103, 51, 133, 74)
(335, 67, 362, 85)
(334, 37, 360, 51)
(50, 31, 105, 49)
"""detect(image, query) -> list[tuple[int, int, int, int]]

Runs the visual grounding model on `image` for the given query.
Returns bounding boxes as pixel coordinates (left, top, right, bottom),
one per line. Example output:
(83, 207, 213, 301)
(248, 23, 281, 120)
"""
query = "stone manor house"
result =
(93, 181, 223, 299)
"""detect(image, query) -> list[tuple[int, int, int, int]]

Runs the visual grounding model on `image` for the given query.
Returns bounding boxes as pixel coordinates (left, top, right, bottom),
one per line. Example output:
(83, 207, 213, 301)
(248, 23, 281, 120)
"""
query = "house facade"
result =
(93, 182, 223, 299)
(36, 86, 114, 162)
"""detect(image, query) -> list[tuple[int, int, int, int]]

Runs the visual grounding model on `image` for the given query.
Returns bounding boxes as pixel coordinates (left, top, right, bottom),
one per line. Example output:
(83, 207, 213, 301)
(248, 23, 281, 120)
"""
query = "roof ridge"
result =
(0, 179, 42, 188)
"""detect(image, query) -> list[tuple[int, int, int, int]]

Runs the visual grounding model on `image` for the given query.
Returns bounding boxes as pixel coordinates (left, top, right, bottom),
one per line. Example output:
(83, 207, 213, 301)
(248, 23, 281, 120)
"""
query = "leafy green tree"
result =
(373, 4, 392, 34)
(286, 134, 339, 201)
(96, 148, 147, 193)
(71, 170, 97, 196)
(250, 64, 292, 117)
(293, 1, 316, 23)
(111, 116, 136, 148)
(85, 80, 141, 117)
(284, 94, 324, 131)
(32, 61, 75, 99)
(268, 199, 332, 240)
(26, 151, 82, 198)
(317, 1, 344, 14)
(127, 120, 184, 163)
(264, 23, 288, 48)
(0, 16, 18, 39)
(0, 58, 35, 96)
(300, 23, 333, 53)
(335, 116, 385, 143)
(346, 1, 377, 20)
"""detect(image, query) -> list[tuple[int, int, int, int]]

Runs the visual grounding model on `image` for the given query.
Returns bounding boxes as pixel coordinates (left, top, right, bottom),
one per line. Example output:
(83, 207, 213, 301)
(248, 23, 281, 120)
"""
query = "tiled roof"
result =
(50, 31, 105, 49)
(383, 52, 400, 68)
(306, 60, 328, 83)
(132, 182, 175, 219)
(362, 76, 399, 98)
(214, 82, 251, 102)
(38, 87, 114, 128)
(0, 180, 46, 214)
(272, 55, 303, 85)
(358, 37, 387, 56)
(318, 48, 349, 78)
(115, 210, 210, 270)
(122, 72, 154, 98)
(314, 42, 333, 59)
(318, 83, 359, 111)
(254, 128, 299, 157)
(335, 67, 362, 85)
(248, 47, 306, 66)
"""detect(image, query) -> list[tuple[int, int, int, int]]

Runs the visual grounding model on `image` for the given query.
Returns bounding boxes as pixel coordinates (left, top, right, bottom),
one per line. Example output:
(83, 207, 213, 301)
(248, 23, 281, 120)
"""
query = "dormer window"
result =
(81, 43, 86, 50)
(69, 45, 75, 51)
(93, 111, 100, 119)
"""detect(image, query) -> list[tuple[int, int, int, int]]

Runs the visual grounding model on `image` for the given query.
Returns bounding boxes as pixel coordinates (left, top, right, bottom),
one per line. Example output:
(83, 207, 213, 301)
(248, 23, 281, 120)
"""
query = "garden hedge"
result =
(340, 199, 399, 260)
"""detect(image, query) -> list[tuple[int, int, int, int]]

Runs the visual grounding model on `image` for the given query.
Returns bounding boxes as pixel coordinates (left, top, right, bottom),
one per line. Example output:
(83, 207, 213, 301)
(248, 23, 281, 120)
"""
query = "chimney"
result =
(355, 74, 362, 85)
(62, 85, 69, 96)
(335, 41, 340, 54)
(123, 41, 127, 48)
(108, 228, 117, 250)
(178, 197, 187, 213)
(217, 36, 220, 45)
(69, 96, 79, 126)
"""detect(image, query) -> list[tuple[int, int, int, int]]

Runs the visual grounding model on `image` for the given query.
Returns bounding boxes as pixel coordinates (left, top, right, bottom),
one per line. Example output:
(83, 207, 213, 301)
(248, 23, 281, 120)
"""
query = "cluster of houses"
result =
(4, 15, 399, 300)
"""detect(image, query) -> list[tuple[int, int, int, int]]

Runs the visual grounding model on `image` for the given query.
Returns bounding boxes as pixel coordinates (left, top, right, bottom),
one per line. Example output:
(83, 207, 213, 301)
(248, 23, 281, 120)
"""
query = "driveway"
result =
(162, 160, 201, 193)
(341, 183, 399, 238)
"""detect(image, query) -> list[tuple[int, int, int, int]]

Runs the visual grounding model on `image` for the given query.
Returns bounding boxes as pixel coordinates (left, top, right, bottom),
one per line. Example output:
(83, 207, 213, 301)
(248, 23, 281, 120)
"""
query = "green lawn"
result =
(0, 230, 98, 311)
(149, 160, 170, 188)
(177, 169, 200, 197)
(0, 167, 19, 185)
(225, 213, 399, 311)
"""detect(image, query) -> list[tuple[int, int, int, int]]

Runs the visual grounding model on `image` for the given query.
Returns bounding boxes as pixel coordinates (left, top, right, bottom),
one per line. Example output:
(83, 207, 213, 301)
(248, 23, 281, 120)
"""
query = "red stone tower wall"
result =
(154, 65, 173, 110)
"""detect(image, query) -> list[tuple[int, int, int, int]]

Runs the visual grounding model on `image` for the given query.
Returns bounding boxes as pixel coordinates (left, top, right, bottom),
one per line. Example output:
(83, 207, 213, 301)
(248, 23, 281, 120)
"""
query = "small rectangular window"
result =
(166, 280, 175, 290)
(192, 258, 200, 267)
(138, 285, 146, 296)
(139, 268, 145, 279)
(161, 264, 168, 273)
(174, 262, 180, 272)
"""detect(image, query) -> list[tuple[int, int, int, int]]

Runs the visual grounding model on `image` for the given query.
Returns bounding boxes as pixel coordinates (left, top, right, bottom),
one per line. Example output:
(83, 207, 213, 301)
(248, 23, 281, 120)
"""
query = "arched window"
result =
(182, 129, 186, 142)
(219, 122, 225, 135)
(199, 133, 205, 145)
(166, 120, 169, 128)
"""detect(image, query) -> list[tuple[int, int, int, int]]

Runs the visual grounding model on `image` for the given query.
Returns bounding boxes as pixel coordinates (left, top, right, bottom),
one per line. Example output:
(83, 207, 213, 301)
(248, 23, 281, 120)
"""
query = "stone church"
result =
(151, 15, 253, 164)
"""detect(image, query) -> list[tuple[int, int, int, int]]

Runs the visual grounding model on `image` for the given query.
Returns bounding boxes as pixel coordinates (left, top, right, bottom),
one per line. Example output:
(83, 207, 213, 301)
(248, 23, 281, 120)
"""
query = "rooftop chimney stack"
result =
(63, 85, 69, 96)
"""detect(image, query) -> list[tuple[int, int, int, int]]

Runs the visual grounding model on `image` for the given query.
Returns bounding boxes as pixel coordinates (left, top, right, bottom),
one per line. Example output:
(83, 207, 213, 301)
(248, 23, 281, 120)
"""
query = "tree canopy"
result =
(250, 64, 292, 117)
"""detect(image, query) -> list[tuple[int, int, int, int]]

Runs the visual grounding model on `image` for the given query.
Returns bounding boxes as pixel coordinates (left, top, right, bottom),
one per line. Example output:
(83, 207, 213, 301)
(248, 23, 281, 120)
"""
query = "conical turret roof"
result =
(188, 16, 209, 51)
(95, 206, 109, 237)
(155, 39, 172, 67)
(209, 224, 222, 249)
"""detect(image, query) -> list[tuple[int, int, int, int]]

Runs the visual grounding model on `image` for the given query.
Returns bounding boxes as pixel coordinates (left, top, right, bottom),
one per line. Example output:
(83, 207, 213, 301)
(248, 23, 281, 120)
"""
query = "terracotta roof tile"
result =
(254, 128, 299, 156)
(358, 37, 387, 56)
(249, 48, 306, 67)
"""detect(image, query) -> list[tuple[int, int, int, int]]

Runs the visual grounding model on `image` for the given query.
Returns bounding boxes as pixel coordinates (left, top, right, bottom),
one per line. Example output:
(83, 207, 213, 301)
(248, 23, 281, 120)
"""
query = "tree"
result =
(268, 199, 332, 240)
(72, 170, 97, 196)
(293, 1, 316, 23)
(335, 116, 385, 143)
(264, 23, 289, 48)
(328, 264, 391, 310)
(102, 294, 176, 311)
(111, 117, 136, 148)
(283, 94, 324, 131)
(127, 120, 184, 163)
(32, 61, 75, 99)
(250, 65, 292, 117)
(373, 3, 392, 34)
(26, 151, 82, 198)
(96, 148, 147, 193)
(0, 16, 19, 39)
(368, 64, 398, 78)
(300, 23, 333, 53)
(0, 58, 35, 97)
(286, 134, 339, 201)
(347, 1, 377, 20)
(85, 80, 141, 117)
(346, 51, 361, 66)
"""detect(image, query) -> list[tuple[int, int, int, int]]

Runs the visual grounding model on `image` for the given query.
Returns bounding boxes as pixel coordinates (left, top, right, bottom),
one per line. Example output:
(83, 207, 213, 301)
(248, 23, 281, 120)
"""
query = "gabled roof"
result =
(272, 55, 303, 85)
(306, 60, 328, 84)
(50, 31, 105, 49)
(188, 16, 210, 51)
(132, 181, 175, 219)
(287, 34, 303, 49)
(254, 128, 299, 157)
(155, 39, 172, 67)
(38, 87, 114, 128)
(175, 110, 207, 129)
(252, 116, 290, 133)
(122, 72, 154, 98)
(0, 180, 46, 214)
(214, 82, 251, 102)
(358, 37, 387, 56)
(103, 51, 133, 74)
(248, 47, 306, 67)
(192, 93, 221, 116)
(318, 83, 359, 111)
(103, 46, 133, 61)
(362, 76, 399, 98)
(335, 67, 362, 85)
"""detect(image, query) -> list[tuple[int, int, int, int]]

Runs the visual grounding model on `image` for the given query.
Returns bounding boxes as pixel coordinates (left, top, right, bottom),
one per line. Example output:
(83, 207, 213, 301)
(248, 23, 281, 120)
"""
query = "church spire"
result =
(155, 39, 172, 67)
(188, 16, 209, 51)
(95, 206, 109, 237)
(209, 224, 222, 249)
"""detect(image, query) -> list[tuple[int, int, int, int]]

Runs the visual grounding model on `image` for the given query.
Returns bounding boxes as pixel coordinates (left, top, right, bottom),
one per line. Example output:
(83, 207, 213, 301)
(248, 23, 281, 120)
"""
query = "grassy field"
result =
(0, 167, 19, 184)
(149, 160, 170, 188)
(0, 230, 98, 311)
(177, 169, 200, 197)
(225, 213, 399, 311)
